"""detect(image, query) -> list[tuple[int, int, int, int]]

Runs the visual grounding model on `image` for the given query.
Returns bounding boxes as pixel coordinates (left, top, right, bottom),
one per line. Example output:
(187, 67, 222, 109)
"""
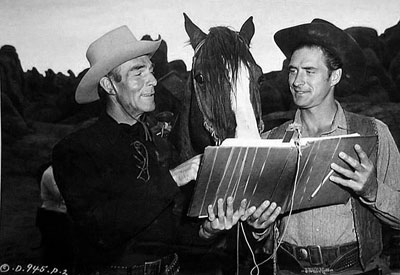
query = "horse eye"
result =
(194, 74, 205, 85)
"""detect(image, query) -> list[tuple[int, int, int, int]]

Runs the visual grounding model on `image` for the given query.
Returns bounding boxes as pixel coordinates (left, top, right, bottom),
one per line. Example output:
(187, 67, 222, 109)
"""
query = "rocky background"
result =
(1, 22, 400, 270)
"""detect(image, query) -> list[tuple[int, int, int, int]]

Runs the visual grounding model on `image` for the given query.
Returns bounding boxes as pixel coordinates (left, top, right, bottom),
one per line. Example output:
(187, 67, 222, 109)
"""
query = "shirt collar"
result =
(292, 100, 348, 136)
(97, 112, 147, 144)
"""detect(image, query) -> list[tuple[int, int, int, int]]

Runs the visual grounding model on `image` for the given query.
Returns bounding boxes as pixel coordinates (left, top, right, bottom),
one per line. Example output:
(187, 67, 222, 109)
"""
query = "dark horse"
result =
(170, 14, 264, 163)
(165, 15, 267, 273)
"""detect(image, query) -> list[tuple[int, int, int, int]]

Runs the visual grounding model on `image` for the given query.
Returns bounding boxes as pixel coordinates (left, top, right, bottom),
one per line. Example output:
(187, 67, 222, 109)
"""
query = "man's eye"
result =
(194, 74, 205, 84)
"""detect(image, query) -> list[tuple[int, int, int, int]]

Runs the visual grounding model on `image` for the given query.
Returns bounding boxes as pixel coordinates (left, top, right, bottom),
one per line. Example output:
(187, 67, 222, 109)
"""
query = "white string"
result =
(274, 139, 302, 249)
(237, 222, 240, 275)
(240, 222, 260, 275)
(237, 134, 303, 275)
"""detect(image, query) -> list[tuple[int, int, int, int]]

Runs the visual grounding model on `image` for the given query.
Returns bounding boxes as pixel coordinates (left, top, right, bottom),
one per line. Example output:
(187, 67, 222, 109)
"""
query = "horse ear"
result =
(239, 16, 255, 46)
(183, 13, 207, 50)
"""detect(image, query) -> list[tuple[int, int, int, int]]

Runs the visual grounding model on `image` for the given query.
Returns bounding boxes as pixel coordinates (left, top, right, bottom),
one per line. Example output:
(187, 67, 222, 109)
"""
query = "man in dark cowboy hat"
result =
(245, 19, 400, 274)
(52, 25, 244, 275)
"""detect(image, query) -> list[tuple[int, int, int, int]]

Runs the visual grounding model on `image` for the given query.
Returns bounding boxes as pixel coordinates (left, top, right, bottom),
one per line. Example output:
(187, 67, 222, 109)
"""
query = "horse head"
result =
(170, 14, 264, 162)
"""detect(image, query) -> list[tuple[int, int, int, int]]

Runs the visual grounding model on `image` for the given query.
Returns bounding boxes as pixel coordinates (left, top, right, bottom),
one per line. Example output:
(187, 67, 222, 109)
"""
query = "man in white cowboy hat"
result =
(243, 19, 400, 275)
(52, 25, 246, 275)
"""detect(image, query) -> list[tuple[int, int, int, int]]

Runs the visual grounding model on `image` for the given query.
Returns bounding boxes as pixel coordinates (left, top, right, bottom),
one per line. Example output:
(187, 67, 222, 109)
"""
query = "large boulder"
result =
(259, 70, 292, 115)
(167, 59, 188, 80)
(1, 93, 32, 144)
(380, 20, 400, 69)
(142, 35, 169, 79)
(389, 51, 400, 99)
(24, 67, 45, 101)
(359, 48, 396, 102)
(345, 26, 384, 62)
(0, 45, 27, 116)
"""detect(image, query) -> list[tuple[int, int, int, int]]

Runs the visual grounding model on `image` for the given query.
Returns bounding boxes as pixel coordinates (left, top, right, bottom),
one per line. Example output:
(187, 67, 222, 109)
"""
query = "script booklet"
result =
(187, 134, 377, 218)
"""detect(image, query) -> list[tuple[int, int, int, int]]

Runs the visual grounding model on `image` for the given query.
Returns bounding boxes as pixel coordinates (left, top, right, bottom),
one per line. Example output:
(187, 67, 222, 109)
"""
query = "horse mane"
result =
(194, 26, 260, 141)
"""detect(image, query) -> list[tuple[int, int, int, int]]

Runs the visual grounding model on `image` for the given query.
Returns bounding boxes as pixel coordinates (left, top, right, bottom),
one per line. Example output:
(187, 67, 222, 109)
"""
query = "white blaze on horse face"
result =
(230, 62, 261, 139)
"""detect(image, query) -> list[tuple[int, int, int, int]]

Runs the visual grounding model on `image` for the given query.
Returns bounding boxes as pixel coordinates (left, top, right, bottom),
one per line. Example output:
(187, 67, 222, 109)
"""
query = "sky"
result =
(1, 0, 399, 76)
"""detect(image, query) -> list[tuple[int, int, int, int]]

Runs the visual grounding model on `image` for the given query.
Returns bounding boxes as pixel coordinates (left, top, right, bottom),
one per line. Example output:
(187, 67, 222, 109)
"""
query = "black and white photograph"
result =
(1, 0, 399, 274)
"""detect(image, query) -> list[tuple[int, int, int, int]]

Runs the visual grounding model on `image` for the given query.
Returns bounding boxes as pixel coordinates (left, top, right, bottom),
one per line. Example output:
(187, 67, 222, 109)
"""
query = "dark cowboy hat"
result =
(274, 19, 366, 89)
(76, 26, 161, 104)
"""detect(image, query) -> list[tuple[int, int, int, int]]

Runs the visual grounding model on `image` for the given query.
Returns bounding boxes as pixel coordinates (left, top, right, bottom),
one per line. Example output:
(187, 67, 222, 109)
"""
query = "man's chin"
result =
(145, 104, 156, 113)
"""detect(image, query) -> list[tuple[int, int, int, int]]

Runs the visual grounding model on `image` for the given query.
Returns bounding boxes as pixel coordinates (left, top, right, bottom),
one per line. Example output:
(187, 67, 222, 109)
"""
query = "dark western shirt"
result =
(52, 112, 181, 268)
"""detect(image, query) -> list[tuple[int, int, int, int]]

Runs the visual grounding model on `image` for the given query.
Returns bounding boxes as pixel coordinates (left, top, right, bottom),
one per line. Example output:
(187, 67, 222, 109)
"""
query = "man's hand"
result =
(330, 144, 377, 202)
(200, 197, 255, 239)
(170, 154, 202, 187)
(246, 200, 281, 231)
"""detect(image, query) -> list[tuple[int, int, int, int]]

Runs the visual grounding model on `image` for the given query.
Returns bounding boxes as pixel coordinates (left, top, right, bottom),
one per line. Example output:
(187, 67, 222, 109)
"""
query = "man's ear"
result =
(99, 76, 116, 95)
(330, 68, 342, 87)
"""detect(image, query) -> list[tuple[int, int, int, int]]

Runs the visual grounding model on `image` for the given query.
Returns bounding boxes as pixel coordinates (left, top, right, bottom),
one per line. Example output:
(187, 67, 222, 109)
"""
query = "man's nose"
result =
(292, 72, 305, 87)
(147, 72, 157, 86)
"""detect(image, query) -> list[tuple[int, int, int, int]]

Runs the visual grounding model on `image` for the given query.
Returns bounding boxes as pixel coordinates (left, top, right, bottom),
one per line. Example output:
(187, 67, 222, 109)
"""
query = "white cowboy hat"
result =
(75, 25, 161, 104)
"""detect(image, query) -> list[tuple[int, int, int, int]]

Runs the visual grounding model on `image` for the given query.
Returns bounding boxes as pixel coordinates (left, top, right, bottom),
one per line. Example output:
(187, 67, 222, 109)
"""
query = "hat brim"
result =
(75, 39, 161, 104)
(274, 21, 366, 90)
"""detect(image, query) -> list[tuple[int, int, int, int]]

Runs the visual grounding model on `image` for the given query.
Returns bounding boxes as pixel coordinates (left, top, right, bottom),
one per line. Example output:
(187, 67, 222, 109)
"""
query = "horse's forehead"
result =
(193, 56, 216, 71)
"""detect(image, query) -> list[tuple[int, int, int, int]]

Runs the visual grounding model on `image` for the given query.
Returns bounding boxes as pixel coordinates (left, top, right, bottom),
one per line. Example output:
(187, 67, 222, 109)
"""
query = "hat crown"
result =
(274, 18, 366, 93)
(76, 25, 160, 104)
(86, 25, 138, 67)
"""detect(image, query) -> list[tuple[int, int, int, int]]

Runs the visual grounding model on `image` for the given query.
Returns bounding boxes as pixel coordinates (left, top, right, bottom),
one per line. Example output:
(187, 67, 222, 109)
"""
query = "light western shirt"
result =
(262, 102, 400, 246)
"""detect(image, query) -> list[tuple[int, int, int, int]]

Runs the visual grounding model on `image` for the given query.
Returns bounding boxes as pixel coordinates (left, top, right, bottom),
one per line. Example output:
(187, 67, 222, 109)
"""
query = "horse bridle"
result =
(190, 37, 264, 145)
(191, 39, 223, 145)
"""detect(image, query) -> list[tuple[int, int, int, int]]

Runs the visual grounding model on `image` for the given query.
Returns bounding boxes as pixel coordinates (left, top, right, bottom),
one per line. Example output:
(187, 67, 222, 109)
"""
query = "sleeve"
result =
(364, 120, 400, 229)
(52, 136, 180, 249)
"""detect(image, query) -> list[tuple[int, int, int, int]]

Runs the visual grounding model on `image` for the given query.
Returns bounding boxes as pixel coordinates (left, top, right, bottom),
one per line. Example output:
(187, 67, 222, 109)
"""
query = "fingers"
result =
(329, 173, 358, 190)
(330, 162, 353, 179)
(256, 204, 282, 228)
(225, 197, 234, 226)
(251, 200, 271, 221)
(207, 204, 216, 223)
(269, 205, 282, 223)
(337, 145, 372, 172)
(354, 144, 370, 166)
(330, 161, 362, 191)
(330, 145, 374, 193)
(231, 199, 247, 223)
(238, 198, 248, 214)
(239, 199, 254, 221)
(206, 197, 244, 231)
(241, 206, 255, 221)
(226, 197, 234, 217)
(259, 202, 279, 222)
(337, 151, 361, 171)
(245, 200, 281, 230)
(217, 198, 225, 224)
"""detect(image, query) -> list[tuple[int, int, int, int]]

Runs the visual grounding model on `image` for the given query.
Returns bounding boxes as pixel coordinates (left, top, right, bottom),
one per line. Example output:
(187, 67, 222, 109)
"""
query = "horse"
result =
(169, 13, 264, 163)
